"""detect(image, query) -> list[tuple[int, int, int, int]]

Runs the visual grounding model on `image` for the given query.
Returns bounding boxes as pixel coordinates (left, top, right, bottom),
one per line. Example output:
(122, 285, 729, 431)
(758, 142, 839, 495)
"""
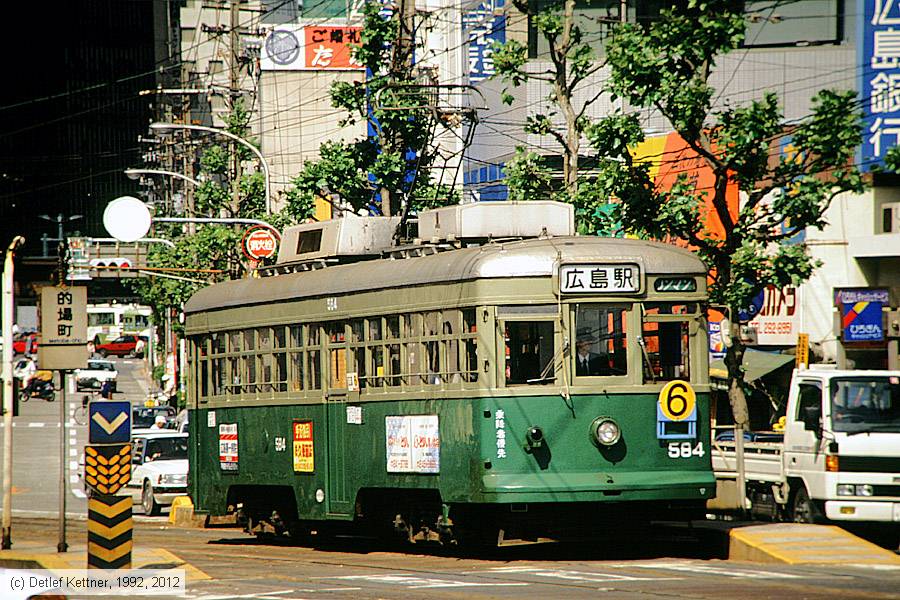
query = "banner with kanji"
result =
(262, 25, 364, 71)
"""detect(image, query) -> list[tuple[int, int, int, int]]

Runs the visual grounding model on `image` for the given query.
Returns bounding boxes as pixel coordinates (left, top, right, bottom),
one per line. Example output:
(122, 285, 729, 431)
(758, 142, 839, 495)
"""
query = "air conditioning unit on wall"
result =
(882, 202, 900, 233)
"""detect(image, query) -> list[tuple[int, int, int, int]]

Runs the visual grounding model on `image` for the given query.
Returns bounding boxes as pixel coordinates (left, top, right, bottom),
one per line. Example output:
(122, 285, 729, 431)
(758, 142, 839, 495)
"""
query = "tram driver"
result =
(575, 327, 610, 376)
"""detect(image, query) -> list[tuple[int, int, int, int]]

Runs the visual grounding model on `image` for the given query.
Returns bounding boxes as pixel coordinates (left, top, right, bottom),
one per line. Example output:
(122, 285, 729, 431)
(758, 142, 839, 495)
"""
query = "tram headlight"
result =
(591, 417, 621, 447)
(524, 426, 545, 450)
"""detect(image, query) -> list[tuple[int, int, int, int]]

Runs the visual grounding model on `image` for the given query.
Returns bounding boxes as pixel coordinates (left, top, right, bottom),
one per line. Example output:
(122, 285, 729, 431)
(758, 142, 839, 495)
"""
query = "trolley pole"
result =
(2, 236, 24, 549)
(58, 372, 68, 552)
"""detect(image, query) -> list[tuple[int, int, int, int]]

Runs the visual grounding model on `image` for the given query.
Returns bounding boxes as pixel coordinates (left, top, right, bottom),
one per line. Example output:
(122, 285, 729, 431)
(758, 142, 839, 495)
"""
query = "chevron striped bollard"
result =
(87, 494, 132, 569)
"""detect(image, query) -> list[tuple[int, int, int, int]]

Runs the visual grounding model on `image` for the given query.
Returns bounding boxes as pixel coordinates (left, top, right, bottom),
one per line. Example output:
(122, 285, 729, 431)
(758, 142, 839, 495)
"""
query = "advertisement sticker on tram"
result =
(219, 423, 238, 472)
(386, 415, 440, 474)
(293, 420, 315, 473)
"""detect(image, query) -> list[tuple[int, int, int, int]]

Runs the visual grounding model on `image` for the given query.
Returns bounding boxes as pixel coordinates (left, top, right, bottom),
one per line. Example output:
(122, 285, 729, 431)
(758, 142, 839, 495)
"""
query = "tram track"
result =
(8, 518, 899, 599)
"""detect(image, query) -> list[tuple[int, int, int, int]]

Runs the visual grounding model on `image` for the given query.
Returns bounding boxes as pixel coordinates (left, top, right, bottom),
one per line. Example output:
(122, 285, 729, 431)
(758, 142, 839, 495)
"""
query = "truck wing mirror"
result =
(801, 404, 822, 433)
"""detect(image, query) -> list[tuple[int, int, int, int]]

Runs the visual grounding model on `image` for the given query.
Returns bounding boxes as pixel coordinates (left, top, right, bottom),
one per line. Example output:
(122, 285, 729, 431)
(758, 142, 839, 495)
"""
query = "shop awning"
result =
(709, 349, 795, 382)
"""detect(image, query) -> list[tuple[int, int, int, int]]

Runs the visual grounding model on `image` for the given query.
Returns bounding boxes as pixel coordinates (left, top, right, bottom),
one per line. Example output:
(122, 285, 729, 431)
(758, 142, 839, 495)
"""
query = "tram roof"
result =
(185, 236, 704, 314)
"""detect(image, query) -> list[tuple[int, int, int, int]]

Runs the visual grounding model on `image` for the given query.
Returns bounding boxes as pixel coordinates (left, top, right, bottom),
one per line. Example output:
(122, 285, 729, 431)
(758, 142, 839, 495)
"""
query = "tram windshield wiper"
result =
(637, 336, 655, 383)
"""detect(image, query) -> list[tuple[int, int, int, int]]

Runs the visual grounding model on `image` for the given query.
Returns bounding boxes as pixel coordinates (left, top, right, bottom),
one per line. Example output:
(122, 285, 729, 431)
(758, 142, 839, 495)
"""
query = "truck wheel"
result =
(791, 487, 820, 524)
(98, 349, 108, 358)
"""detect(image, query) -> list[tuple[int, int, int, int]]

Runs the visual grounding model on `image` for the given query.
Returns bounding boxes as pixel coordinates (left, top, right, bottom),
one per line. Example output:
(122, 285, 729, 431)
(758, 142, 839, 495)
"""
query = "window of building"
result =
(573, 305, 629, 377)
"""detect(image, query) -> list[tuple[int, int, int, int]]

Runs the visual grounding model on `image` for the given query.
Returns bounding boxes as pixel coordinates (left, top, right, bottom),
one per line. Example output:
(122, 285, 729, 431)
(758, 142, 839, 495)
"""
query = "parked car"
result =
(12, 333, 38, 355)
(95, 334, 145, 358)
(125, 431, 188, 515)
(132, 405, 177, 430)
(74, 359, 118, 392)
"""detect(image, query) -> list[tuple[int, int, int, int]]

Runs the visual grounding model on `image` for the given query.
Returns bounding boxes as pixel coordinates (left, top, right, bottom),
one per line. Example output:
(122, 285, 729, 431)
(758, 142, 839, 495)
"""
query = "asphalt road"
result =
(0, 356, 154, 518)
(9, 518, 900, 600)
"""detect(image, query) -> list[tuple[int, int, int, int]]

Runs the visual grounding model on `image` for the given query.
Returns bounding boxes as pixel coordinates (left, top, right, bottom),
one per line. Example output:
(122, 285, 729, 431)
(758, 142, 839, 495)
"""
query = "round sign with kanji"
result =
(242, 228, 279, 260)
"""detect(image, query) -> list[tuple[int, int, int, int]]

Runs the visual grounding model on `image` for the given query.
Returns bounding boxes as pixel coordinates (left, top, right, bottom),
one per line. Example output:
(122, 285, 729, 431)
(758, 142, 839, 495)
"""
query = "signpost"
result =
(796, 333, 810, 369)
(37, 284, 87, 553)
(86, 399, 132, 569)
(241, 227, 279, 260)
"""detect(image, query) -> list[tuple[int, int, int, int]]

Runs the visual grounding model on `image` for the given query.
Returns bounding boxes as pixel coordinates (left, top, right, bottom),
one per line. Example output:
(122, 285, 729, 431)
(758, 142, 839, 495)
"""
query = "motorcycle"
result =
(22, 376, 55, 402)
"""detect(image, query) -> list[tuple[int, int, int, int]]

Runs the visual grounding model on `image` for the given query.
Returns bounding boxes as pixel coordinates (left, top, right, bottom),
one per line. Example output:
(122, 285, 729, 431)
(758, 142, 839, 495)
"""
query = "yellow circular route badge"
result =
(658, 380, 696, 421)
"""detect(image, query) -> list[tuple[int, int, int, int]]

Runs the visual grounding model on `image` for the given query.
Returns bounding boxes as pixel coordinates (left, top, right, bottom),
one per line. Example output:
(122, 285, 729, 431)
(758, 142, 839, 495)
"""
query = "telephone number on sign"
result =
(758, 321, 793, 335)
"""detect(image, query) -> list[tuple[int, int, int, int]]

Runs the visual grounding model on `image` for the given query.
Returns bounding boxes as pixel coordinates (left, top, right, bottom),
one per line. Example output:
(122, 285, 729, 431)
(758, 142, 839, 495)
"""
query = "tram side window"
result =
(273, 326, 287, 392)
(574, 305, 629, 377)
(424, 312, 442, 384)
(350, 319, 366, 389)
(259, 327, 274, 393)
(463, 308, 478, 383)
(505, 321, 555, 385)
(328, 322, 347, 389)
(641, 303, 694, 382)
(308, 324, 322, 390)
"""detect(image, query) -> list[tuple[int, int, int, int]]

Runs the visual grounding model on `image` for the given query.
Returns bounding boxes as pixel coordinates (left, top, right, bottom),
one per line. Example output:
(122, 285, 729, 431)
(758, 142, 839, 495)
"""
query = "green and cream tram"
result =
(184, 202, 715, 544)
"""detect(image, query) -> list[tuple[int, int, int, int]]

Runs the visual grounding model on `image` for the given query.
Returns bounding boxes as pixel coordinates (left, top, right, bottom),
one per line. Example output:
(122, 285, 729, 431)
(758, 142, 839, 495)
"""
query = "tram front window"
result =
(573, 306, 628, 377)
(641, 303, 694, 382)
(505, 321, 555, 385)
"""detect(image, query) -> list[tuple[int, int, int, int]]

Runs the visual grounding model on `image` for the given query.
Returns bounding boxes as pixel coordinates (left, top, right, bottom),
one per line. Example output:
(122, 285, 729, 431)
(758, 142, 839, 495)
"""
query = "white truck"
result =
(711, 368, 900, 526)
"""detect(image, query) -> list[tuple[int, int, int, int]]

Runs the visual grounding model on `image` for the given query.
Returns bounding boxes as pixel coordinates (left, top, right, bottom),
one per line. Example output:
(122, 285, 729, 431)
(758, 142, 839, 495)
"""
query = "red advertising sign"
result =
(304, 26, 364, 70)
(242, 228, 279, 260)
(293, 421, 314, 473)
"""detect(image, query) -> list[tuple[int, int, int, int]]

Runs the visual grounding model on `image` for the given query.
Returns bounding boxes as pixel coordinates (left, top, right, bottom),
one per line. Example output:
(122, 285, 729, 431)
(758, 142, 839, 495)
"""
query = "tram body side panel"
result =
(474, 391, 715, 504)
(188, 390, 713, 520)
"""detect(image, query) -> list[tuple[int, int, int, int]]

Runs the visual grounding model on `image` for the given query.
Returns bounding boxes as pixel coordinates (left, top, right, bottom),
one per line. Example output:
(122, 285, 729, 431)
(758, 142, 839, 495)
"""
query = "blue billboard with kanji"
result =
(860, 0, 900, 169)
(837, 288, 889, 342)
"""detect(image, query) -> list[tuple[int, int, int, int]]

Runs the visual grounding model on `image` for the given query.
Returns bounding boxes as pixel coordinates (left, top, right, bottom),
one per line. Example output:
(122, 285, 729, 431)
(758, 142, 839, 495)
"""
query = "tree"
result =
(287, 2, 458, 220)
(129, 101, 304, 331)
(588, 1, 864, 427)
(492, 0, 606, 219)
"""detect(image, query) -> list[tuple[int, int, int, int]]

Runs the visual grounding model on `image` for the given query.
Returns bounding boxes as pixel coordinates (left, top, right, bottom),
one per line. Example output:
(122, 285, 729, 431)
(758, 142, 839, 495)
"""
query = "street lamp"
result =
(149, 122, 271, 214)
(125, 168, 202, 188)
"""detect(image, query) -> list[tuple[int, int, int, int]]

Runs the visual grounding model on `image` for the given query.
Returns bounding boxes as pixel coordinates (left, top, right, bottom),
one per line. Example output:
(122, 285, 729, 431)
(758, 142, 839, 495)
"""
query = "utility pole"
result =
(379, 0, 417, 217)
(230, 0, 243, 215)
(2, 236, 25, 549)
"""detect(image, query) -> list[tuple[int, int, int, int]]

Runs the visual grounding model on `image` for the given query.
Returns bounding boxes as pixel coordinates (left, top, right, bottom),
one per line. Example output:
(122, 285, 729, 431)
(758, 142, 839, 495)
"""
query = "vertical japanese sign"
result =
(463, 0, 506, 83)
(836, 288, 889, 342)
(261, 25, 364, 70)
(219, 423, 239, 472)
(292, 420, 315, 473)
(38, 285, 87, 370)
(861, 0, 900, 168)
(385, 415, 440, 473)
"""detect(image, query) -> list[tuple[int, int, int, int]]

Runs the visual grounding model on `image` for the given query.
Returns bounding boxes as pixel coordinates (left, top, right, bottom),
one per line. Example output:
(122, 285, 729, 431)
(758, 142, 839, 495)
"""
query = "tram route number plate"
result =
(656, 380, 698, 441)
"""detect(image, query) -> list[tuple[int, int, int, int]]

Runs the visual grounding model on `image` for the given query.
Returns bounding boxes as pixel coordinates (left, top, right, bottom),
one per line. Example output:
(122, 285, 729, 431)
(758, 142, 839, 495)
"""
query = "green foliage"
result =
(293, 2, 456, 215)
(128, 224, 244, 329)
(593, 1, 866, 426)
(493, 0, 610, 231)
(129, 99, 308, 322)
(505, 147, 553, 202)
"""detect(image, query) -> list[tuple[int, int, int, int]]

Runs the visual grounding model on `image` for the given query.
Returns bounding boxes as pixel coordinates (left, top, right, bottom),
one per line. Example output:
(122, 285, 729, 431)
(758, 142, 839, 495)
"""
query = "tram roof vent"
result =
(276, 216, 401, 265)
(417, 201, 574, 242)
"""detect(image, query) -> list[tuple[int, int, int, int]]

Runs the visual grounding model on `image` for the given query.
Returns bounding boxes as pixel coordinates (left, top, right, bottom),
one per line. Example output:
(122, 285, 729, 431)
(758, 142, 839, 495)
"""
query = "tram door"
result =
(325, 328, 353, 516)
(325, 396, 353, 516)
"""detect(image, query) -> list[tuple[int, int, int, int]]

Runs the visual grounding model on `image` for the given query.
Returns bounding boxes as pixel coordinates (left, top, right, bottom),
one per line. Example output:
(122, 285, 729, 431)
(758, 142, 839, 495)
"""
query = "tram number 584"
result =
(667, 441, 705, 459)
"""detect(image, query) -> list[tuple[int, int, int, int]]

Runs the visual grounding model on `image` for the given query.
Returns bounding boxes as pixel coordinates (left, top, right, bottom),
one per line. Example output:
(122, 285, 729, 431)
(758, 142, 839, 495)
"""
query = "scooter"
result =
(22, 378, 55, 402)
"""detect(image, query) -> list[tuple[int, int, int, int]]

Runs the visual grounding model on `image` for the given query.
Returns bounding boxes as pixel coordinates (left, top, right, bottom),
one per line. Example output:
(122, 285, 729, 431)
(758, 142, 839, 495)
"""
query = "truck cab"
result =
(786, 369, 900, 523)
